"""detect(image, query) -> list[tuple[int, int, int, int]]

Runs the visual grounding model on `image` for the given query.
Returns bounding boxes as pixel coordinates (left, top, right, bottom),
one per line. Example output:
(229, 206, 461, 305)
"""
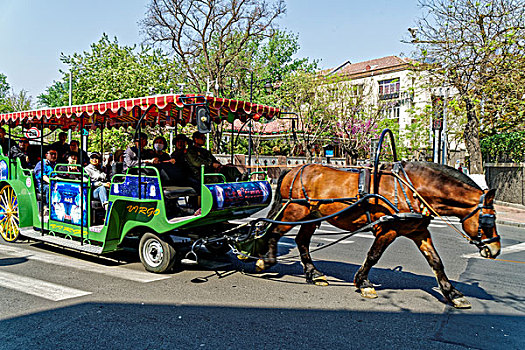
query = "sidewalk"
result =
(494, 202, 525, 228)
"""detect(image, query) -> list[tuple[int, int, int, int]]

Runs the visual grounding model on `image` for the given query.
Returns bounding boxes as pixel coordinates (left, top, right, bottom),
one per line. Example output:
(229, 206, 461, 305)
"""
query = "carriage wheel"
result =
(0, 185, 20, 242)
(139, 232, 176, 273)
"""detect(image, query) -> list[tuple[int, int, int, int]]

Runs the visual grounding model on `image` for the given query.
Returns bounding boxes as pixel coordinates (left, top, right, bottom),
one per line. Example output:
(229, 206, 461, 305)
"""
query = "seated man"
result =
(186, 131, 242, 183)
(34, 148, 58, 208)
(10, 137, 32, 169)
(84, 153, 110, 210)
(123, 132, 155, 172)
(50, 132, 69, 163)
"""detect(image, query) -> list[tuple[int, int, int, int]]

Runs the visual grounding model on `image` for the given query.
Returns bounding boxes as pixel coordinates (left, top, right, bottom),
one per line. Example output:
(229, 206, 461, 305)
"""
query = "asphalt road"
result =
(0, 213, 524, 350)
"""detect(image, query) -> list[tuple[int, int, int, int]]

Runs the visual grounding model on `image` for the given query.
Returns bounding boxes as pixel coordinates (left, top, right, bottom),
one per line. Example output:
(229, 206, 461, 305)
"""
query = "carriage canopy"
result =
(0, 94, 281, 129)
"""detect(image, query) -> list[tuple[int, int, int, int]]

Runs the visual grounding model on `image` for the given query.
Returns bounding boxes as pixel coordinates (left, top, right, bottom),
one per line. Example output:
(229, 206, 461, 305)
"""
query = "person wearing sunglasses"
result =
(34, 148, 58, 209)
(10, 137, 32, 169)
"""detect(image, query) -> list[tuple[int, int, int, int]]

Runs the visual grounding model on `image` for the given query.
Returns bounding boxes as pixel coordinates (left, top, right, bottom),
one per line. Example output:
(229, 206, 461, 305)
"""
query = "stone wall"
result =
(485, 163, 525, 206)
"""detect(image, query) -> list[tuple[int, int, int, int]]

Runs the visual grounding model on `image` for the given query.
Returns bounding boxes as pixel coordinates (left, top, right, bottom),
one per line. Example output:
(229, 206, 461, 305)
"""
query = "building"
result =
(323, 55, 463, 163)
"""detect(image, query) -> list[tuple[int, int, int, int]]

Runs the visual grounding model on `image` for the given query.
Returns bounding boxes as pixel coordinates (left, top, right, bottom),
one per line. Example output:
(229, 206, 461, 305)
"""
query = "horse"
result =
(254, 161, 501, 309)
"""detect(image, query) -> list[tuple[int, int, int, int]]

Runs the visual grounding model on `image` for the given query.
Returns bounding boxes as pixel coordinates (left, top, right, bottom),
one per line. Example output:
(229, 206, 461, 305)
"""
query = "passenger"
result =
(186, 131, 243, 183)
(0, 127, 11, 156)
(69, 140, 89, 166)
(170, 134, 190, 165)
(110, 150, 125, 177)
(50, 132, 69, 163)
(10, 137, 32, 169)
(123, 132, 154, 172)
(84, 153, 110, 210)
(34, 148, 58, 207)
(170, 134, 199, 189)
(151, 136, 171, 163)
(56, 152, 81, 180)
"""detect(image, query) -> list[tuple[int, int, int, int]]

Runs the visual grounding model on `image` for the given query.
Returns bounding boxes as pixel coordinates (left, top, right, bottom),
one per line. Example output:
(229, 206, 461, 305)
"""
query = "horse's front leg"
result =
(409, 230, 471, 309)
(354, 229, 397, 299)
(295, 223, 328, 286)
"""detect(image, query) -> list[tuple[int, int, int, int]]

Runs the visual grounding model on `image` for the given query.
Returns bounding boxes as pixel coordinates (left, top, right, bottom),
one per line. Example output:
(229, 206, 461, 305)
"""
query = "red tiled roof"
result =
(324, 56, 415, 77)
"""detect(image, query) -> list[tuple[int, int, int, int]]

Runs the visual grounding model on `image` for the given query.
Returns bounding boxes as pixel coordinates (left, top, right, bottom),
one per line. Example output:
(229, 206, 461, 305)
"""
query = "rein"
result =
(389, 167, 500, 248)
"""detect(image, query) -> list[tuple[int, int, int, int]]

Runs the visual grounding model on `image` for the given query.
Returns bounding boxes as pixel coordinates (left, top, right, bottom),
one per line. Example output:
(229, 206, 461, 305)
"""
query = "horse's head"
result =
(460, 189, 501, 259)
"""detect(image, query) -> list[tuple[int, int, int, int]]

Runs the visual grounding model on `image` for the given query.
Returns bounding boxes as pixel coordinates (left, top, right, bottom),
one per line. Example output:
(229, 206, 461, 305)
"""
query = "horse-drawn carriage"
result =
(0, 94, 275, 272)
(0, 95, 502, 309)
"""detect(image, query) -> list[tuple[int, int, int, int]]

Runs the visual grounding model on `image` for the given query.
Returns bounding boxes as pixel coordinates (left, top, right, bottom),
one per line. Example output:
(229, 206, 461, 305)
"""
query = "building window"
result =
(380, 102, 400, 122)
(379, 78, 400, 100)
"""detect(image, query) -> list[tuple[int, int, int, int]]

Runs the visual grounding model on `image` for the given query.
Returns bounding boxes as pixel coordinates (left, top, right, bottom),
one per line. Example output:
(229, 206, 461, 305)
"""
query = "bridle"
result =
(459, 192, 500, 249)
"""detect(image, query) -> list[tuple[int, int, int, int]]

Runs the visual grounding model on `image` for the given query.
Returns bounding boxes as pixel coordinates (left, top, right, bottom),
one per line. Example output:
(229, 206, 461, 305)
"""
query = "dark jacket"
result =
(185, 145, 218, 178)
(10, 145, 31, 169)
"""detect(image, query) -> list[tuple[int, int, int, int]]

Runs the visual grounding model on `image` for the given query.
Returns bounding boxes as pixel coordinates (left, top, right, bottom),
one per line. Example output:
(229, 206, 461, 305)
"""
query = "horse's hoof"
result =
(451, 296, 471, 309)
(313, 275, 329, 286)
(360, 287, 378, 299)
(255, 259, 266, 272)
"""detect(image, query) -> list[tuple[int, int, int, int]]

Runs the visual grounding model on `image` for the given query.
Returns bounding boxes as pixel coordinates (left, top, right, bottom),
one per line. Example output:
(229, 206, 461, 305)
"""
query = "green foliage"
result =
(0, 73, 11, 113)
(480, 131, 525, 163)
(39, 34, 184, 106)
(37, 80, 69, 107)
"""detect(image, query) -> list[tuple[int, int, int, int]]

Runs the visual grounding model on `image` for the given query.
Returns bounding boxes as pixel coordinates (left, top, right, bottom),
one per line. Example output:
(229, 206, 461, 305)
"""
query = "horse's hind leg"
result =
(354, 230, 397, 299)
(409, 230, 471, 309)
(295, 223, 328, 286)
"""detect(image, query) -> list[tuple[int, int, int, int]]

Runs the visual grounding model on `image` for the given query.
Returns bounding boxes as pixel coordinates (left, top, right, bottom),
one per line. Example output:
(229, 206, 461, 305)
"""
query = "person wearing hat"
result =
(10, 136, 32, 169)
(123, 132, 154, 172)
(85, 152, 110, 210)
(186, 131, 242, 182)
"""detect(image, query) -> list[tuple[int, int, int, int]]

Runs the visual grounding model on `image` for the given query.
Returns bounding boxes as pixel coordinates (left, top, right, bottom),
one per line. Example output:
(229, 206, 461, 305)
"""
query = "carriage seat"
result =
(163, 186, 197, 199)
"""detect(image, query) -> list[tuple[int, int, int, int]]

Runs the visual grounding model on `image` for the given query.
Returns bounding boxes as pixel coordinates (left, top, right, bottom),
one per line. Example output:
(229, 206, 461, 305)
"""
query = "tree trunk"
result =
(464, 99, 483, 174)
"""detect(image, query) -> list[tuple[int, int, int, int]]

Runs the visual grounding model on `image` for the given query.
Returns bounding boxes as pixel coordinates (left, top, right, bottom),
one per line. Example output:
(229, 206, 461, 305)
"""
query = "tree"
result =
(0, 73, 10, 113)
(5, 90, 32, 112)
(37, 80, 69, 108)
(141, 0, 286, 95)
(413, 0, 525, 174)
(38, 34, 185, 150)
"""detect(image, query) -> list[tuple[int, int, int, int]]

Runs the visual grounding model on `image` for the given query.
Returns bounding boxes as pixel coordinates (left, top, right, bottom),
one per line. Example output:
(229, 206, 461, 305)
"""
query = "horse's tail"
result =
(267, 169, 291, 221)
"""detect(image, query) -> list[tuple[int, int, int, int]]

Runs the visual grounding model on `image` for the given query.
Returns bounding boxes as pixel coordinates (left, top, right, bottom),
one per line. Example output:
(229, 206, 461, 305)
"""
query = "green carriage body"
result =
(0, 94, 280, 272)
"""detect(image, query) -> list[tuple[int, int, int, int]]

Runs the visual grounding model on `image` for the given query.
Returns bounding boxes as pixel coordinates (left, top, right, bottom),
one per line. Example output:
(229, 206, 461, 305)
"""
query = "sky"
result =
(0, 0, 421, 102)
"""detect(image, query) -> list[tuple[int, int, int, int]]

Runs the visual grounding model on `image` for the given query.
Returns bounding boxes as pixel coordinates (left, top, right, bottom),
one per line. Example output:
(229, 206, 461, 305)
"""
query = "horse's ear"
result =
(485, 189, 496, 204)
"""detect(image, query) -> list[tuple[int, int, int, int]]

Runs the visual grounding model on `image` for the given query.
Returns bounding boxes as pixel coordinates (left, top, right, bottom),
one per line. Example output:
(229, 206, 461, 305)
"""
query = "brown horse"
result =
(255, 162, 501, 309)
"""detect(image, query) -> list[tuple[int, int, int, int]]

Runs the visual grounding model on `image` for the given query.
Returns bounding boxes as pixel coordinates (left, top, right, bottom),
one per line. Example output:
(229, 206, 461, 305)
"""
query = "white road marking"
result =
(462, 242, 525, 259)
(429, 224, 446, 228)
(0, 271, 91, 301)
(0, 245, 169, 283)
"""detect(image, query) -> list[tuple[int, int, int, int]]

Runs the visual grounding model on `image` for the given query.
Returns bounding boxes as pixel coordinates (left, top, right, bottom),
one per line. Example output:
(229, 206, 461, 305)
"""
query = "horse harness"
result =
(278, 163, 428, 232)
(459, 192, 500, 248)
(266, 163, 499, 252)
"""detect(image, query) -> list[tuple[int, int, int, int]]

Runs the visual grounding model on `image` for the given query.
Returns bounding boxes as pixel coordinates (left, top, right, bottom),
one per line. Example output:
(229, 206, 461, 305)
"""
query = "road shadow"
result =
(0, 302, 523, 350)
(0, 257, 28, 267)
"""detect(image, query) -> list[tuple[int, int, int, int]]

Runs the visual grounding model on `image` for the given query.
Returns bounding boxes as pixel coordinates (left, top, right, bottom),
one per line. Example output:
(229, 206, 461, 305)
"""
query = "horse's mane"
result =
(408, 161, 482, 191)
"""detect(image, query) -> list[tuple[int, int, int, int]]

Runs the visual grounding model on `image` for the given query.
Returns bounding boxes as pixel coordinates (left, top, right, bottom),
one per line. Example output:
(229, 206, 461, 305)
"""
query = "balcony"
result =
(379, 92, 400, 100)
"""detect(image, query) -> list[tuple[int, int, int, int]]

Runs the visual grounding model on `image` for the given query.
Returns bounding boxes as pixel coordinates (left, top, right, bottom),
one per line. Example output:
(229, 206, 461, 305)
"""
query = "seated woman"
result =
(56, 152, 82, 179)
(84, 153, 110, 211)
(150, 136, 194, 188)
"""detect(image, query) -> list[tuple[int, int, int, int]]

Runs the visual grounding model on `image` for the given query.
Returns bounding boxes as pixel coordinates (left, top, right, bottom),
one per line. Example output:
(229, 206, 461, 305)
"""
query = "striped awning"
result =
(0, 94, 280, 129)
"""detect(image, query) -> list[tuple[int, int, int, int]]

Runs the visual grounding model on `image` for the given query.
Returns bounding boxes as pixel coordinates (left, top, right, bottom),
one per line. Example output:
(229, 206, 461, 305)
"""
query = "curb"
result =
(495, 200, 525, 210)
(496, 219, 525, 228)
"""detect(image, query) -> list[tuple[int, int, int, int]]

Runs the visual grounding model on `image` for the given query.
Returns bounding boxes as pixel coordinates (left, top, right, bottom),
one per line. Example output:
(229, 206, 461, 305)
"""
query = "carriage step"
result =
(19, 228, 104, 254)
(181, 258, 199, 265)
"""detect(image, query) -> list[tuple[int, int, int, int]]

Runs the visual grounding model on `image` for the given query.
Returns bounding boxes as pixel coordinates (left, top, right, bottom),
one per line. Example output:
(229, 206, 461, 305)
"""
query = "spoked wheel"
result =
(0, 185, 20, 242)
(139, 232, 176, 273)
